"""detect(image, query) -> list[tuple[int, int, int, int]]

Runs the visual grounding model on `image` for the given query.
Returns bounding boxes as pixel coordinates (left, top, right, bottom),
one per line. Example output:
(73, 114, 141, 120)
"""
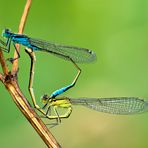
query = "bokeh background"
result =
(0, 0, 148, 147)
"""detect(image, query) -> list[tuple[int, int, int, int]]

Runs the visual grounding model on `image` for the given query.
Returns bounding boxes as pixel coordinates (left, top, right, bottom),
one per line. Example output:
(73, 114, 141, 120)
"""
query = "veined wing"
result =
(29, 37, 96, 63)
(70, 97, 148, 114)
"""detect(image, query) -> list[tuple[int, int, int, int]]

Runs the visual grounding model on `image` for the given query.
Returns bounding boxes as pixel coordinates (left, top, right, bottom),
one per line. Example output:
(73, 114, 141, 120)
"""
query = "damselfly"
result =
(41, 95, 148, 126)
(0, 29, 96, 116)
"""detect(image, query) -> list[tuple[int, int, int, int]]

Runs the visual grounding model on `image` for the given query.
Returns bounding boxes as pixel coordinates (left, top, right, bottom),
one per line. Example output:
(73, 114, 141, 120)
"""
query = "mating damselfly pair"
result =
(0, 28, 148, 125)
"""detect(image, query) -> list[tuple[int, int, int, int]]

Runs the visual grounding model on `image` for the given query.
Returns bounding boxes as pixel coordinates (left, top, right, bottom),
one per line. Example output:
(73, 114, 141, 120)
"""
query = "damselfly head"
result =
(2, 28, 11, 38)
(41, 94, 52, 104)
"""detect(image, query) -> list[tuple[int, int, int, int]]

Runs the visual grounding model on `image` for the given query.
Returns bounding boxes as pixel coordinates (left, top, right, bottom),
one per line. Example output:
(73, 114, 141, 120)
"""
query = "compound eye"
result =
(5, 28, 10, 33)
(43, 94, 48, 100)
(41, 94, 51, 104)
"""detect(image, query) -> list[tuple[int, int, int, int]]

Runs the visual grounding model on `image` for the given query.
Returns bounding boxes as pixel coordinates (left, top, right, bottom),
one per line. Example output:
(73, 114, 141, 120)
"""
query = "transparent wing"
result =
(29, 37, 96, 63)
(70, 97, 148, 114)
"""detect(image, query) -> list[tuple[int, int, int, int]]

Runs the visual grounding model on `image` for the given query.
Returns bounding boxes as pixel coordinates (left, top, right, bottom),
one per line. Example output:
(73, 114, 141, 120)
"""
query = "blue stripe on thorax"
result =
(11, 35, 38, 50)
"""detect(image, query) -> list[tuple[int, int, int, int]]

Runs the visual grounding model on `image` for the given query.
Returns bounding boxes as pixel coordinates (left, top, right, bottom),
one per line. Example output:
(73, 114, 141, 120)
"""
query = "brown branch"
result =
(0, 49, 9, 75)
(12, 0, 32, 73)
(3, 76, 61, 148)
(0, 0, 61, 147)
(0, 73, 4, 83)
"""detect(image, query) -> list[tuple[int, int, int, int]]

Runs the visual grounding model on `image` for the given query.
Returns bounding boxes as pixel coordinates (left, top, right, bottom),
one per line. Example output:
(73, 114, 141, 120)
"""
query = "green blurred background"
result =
(0, 0, 148, 147)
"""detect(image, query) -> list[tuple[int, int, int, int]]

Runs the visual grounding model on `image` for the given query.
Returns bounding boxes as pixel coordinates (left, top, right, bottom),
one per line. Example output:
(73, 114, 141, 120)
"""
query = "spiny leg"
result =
(0, 38, 10, 52)
(0, 38, 20, 62)
(40, 106, 51, 118)
(45, 106, 60, 128)
(0, 38, 11, 55)
(46, 106, 51, 116)
(58, 106, 72, 119)
(50, 57, 81, 98)
(46, 106, 73, 119)
(51, 107, 61, 128)
(46, 106, 73, 128)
